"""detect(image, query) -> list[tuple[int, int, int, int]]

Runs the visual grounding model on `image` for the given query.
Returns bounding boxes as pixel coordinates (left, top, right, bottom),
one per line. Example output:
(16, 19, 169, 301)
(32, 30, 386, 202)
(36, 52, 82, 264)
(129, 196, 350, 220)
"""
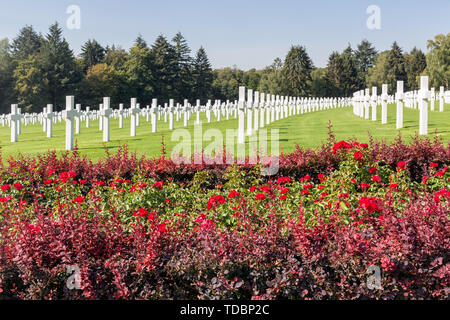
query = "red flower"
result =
(389, 183, 398, 189)
(153, 181, 164, 190)
(1, 184, 10, 192)
(318, 173, 326, 182)
(359, 196, 382, 213)
(158, 222, 167, 233)
(303, 184, 313, 189)
(435, 170, 444, 177)
(360, 143, 369, 148)
(397, 161, 406, 171)
(256, 193, 266, 200)
(74, 196, 86, 203)
(14, 182, 23, 191)
(353, 151, 363, 160)
(228, 190, 240, 199)
(332, 140, 352, 154)
(249, 186, 256, 192)
(281, 188, 289, 195)
(368, 167, 377, 174)
(430, 162, 439, 168)
(207, 195, 226, 210)
(280, 195, 287, 200)
(79, 180, 87, 185)
(360, 182, 370, 190)
(43, 180, 53, 185)
(371, 175, 381, 183)
(277, 177, 291, 185)
(300, 175, 312, 182)
(95, 181, 105, 187)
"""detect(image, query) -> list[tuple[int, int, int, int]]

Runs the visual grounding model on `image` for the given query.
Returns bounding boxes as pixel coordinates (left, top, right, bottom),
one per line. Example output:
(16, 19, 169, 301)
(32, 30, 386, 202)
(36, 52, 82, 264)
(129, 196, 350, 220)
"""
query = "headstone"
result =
(439, 86, 445, 112)
(395, 81, 404, 129)
(238, 86, 245, 144)
(419, 76, 429, 135)
(371, 87, 377, 121)
(130, 98, 139, 137)
(86, 107, 91, 128)
(247, 89, 253, 136)
(169, 99, 174, 130)
(62, 96, 79, 151)
(151, 99, 158, 133)
(45, 104, 55, 138)
(9, 104, 21, 143)
(381, 84, 388, 124)
(100, 97, 112, 142)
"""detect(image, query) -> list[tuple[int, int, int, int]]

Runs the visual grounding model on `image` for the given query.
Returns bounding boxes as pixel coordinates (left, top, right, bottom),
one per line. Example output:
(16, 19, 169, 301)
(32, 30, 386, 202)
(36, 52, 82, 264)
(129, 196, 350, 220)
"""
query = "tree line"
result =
(213, 35, 448, 101)
(0, 23, 448, 114)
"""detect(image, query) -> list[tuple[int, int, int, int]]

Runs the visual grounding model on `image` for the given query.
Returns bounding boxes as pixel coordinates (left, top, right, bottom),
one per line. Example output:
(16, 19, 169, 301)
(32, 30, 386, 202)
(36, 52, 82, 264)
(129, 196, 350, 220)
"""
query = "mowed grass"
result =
(0, 102, 449, 161)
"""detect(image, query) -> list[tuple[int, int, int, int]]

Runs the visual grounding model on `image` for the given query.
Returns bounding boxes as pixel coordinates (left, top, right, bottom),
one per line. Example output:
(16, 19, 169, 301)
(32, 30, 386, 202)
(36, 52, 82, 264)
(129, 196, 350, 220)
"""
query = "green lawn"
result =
(0, 102, 449, 161)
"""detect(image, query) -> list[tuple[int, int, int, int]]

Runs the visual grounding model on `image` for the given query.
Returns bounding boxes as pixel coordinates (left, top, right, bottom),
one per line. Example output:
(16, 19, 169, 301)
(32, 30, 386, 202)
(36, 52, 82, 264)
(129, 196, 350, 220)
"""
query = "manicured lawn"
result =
(0, 102, 448, 161)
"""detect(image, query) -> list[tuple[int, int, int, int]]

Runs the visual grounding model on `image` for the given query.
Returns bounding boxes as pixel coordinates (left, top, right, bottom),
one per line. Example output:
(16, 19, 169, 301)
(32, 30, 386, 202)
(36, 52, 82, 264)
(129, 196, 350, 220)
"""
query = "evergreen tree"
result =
(39, 22, 80, 108)
(325, 52, 344, 96)
(355, 39, 377, 88)
(11, 25, 43, 60)
(192, 47, 213, 101)
(282, 45, 314, 96)
(404, 47, 426, 90)
(339, 46, 359, 95)
(0, 38, 15, 113)
(80, 39, 105, 73)
(384, 42, 407, 92)
(123, 41, 153, 103)
(135, 34, 148, 49)
(151, 35, 177, 102)
(171, 32, 193, 101)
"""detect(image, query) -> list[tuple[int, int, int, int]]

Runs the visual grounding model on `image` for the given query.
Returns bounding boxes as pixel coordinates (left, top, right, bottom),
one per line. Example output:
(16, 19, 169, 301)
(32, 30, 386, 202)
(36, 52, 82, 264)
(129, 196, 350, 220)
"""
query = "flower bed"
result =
(0, 136, 449, 300)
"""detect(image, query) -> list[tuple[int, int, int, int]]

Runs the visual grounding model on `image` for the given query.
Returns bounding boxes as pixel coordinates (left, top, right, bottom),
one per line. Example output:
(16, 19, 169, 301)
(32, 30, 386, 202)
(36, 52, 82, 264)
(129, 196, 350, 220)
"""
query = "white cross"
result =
(62, 96, 80, 151)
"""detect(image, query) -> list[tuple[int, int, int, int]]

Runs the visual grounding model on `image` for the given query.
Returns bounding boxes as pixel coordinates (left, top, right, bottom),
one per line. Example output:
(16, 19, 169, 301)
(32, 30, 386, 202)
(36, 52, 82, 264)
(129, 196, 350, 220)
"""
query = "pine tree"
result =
(39, 22, 80, 109)
(282, 45, 314, 96)
(0, 38, 15, 113)
(172, 32, 193, 101)
(11, 25, 43, 60)
(384, 42, 407, 92)
(151, 35, 177, 102)
(404, 47, 426, 90)
(192, 47, 213, 101)
(355, 39, 377, 88)
(123, 41, 153, 103)
(80, 39, 105, 73)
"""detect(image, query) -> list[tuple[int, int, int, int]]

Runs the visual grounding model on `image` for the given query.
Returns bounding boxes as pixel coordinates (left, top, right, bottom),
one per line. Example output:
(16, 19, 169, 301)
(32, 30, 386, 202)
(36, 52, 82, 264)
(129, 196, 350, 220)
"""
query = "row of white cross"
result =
(352, 76, 449, 135)
(4, 90, 353, 151)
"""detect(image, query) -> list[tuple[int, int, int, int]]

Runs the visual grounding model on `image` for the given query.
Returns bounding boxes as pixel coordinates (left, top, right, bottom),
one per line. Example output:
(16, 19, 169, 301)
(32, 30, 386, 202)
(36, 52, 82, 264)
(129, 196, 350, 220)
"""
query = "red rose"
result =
(353, 151, 363, 160)
(14, 182, 23, 191)
(256, 193, 266, 200)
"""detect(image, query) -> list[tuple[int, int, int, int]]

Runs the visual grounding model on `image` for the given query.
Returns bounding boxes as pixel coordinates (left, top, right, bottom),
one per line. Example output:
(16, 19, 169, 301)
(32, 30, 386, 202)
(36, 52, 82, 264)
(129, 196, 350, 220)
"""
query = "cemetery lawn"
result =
(0, 103, 449, 161)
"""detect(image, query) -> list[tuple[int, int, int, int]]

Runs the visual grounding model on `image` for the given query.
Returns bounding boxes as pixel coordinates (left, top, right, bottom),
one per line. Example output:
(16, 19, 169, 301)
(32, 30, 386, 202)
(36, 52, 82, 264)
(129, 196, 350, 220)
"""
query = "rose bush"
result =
(0, 135, 448, 300)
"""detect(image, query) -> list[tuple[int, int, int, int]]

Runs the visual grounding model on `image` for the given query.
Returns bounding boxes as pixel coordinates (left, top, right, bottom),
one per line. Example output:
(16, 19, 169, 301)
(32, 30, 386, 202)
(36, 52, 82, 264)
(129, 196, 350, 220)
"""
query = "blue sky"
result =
(0, 0, 449, 69)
